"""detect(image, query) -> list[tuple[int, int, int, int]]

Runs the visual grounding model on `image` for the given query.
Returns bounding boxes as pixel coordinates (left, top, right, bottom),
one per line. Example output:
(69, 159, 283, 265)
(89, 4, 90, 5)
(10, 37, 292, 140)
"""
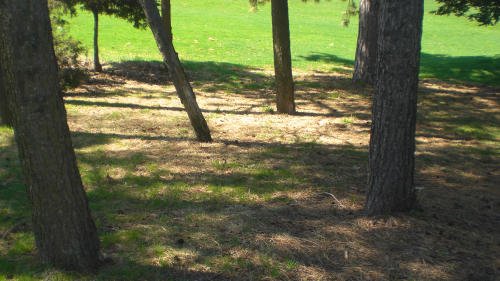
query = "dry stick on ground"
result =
(319, 192, 345, 208)
(1, 221, 27, 240)
(139, 0, 212, 142)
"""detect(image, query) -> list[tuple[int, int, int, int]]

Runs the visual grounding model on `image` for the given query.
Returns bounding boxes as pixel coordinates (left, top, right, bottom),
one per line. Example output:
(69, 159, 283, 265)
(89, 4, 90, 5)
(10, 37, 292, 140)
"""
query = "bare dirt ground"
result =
(2, 61, 498, 281)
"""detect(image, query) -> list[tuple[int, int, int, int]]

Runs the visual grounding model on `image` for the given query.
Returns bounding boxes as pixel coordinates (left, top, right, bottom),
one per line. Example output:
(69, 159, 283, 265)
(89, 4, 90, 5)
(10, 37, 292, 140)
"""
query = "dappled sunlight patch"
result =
(402, 261, 452, 280)
(149, 245, 199, 268)
(1, 64, 498, 280)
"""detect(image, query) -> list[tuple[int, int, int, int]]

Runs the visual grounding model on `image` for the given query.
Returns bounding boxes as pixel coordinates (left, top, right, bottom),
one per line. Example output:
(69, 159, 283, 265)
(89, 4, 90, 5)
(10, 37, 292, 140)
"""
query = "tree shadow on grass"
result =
(1, 60, 499, 280)
(64, 99, 345, 118)
(418, 83, 499, 142)
(106, 60, 273, 97)
(299, 52, 500, 86)
(0, 121, 498, 280)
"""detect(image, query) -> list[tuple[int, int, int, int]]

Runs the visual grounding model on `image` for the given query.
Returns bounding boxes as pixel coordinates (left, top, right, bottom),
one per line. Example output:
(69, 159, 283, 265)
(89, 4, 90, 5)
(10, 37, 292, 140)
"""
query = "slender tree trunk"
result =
(139, 0, 212, 142)
(0, 0, 101, 271)
(0, 73, 13, 127)
(92, 7, 102, 72)
(271, 0, 295, 114)
(366, 0, 424, 215)
(161, 0, 173, 42)
(353, 0, 379, 84)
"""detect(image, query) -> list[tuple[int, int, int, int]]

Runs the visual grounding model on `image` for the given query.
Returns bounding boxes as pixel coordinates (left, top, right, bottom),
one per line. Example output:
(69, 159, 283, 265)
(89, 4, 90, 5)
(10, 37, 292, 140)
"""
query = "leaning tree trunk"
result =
(366, 0, 424, 215)
(0, 0, 101, 271)
(92, 7, 102, 72)
(161, 0, 173, 42)
(0, 73, 13, 127)
(271, 0, 295, 114)
(139, 0, 212, 142)
(353, 0, 379, 84)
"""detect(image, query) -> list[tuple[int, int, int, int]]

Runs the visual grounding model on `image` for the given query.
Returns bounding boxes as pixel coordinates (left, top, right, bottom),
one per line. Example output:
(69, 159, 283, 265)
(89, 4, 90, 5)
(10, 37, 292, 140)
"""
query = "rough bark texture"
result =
(271, 0, 295, 114)
(353, 0, 379, 84)
(161, 0, 173, 42)
(139, 0, 212, 142)
(0, 0, 101, 271)
(366, 0, 424, 215)
(92, 7, 102, 72)
(0, 73, 13, 126)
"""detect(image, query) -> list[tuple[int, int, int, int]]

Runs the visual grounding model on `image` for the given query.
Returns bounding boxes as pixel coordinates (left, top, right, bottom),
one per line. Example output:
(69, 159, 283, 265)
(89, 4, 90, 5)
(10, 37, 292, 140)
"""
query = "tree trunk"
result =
(0, 73, 13, 127)
(139, 0, 212, 142)
(365, 0, 424, 215)
(0, 0, 101, 271)
(161, 0, 173, 42)
(271, 0, 295, 114)
(353, 0, 379, 84)
(92, 7, 102, 72)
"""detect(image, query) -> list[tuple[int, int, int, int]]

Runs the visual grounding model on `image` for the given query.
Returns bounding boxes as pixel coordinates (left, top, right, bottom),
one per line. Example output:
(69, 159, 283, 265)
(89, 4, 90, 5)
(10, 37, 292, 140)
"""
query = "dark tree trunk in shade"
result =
(161, 0, 173, 42)
(92, 7, 102, 72)
(271, 0, 295, 114)
(139, 0, 212, 142)
(0, 0, 101, 271)
(366, 0, 424, 215)
(0, 73, 13, 127)
(353, 0, 379, 84)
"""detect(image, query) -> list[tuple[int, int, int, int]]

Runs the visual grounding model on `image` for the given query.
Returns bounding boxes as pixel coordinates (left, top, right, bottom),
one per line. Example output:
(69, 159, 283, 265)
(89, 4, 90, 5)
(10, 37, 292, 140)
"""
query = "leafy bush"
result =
(49, 0, 89, 90)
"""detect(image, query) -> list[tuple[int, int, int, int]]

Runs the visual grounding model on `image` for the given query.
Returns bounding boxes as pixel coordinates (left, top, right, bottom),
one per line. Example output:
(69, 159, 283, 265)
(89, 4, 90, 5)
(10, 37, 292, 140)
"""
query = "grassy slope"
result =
(67, 0, 500, 85)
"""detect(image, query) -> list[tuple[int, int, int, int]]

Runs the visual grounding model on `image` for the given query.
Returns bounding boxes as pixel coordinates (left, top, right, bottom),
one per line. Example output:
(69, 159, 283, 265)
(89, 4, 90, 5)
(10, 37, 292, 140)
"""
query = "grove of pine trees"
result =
(0, 0, 497, 275)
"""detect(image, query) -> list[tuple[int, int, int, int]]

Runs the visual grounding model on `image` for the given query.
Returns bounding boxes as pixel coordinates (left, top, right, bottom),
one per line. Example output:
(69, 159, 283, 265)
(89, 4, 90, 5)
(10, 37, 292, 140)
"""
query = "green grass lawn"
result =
(66, 0, 500, 85)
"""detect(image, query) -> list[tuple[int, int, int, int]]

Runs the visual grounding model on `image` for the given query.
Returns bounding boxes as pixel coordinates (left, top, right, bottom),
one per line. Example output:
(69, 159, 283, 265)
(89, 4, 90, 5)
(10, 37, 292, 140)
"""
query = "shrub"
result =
(49, 0, 89, 90)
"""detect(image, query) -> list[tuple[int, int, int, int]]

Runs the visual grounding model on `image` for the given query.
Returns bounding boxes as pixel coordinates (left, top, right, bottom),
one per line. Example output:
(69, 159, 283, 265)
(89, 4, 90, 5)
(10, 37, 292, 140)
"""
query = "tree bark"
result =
(161, 0, 173, 42)
(366, 0, 424, 215)
(271, 0, 295, 114)
(0, 0, 101, 271)
(353, 0, 379, 84)
(0, 73, 13, 127)
(92, 7, 102, 72)
(139, 0, 212, 142)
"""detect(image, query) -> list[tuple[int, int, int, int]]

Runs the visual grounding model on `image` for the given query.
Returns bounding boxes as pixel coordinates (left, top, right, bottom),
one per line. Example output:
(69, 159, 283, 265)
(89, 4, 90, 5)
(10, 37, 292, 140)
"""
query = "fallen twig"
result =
(319, 192, 345, 208)
(1, 221, 27, 240)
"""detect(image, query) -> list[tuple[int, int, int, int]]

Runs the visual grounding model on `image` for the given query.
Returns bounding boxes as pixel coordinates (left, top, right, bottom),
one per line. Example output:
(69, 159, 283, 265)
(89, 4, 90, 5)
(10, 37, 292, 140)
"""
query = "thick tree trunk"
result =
(161, 0, 173, 42)
(0, 73, 13, 127)
(92, 7, 102, 72)
(0, 0, 101, 271)
(139, 0, 212, 142)
(366, 0, 424, 215)
(353, 0, 379, 84)
(271, 0, 295, 114)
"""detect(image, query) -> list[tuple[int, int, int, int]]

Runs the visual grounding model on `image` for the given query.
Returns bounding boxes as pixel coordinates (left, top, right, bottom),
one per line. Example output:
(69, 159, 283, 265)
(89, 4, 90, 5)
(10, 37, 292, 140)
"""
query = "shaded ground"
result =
(1, 62, 499, 281)
(300, 52, 500, 86)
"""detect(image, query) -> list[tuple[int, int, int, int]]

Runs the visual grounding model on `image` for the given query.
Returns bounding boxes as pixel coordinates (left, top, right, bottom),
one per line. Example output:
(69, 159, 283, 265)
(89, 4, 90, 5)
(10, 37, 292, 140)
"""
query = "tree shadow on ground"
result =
(66, 59, 373, 118)
(418, 82, 499, 142)
(299, 52, 500, 86)
(106, 60, 273, 97)
(1, 127, 498, 280)
(1, 62, 499, 280)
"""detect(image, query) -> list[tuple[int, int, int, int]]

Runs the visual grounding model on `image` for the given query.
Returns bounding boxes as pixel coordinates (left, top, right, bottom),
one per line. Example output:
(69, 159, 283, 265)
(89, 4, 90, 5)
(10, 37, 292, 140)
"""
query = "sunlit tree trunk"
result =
(353, 0, 379, 84)
(272, 0, 295, 114)
(92, 6, 102, 72)
(0, 0, 101, 271)
(161, 0, 173, 42)
(139, 0, 212, 142)
(366, 0, 424, 215)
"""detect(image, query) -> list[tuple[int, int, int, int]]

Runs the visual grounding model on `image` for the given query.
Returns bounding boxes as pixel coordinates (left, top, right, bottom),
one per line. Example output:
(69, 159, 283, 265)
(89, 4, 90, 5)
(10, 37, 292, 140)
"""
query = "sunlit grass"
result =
(66, 0, 500, 85)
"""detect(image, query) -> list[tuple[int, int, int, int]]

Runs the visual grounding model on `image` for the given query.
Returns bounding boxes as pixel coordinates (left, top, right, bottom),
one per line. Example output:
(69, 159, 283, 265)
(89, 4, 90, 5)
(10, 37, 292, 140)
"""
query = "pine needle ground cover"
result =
(1, 0, 499, 280)
(1, 62, 498, 280)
